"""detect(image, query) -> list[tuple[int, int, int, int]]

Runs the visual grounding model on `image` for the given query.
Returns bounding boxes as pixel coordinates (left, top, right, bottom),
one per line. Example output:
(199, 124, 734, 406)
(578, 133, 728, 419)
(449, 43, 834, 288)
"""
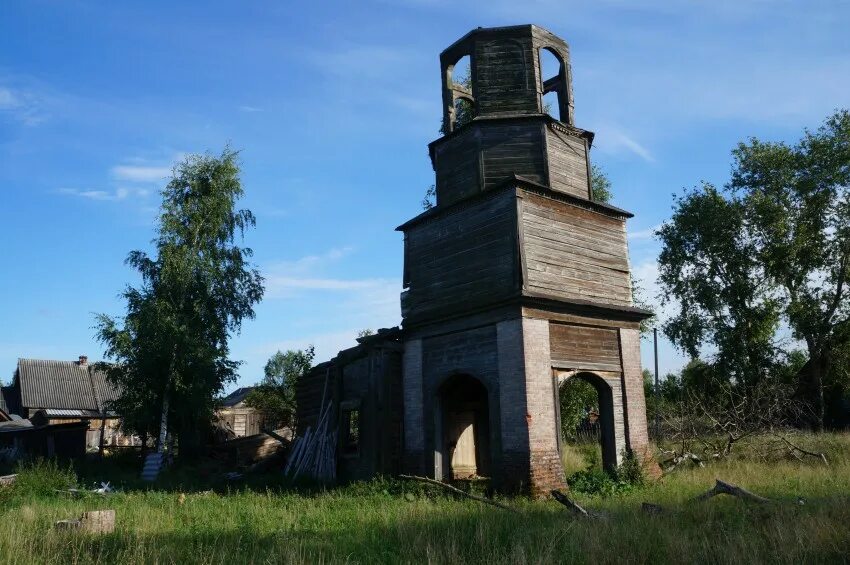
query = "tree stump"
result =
(80, 510, 116, 533)
(55, 510, 115, 533)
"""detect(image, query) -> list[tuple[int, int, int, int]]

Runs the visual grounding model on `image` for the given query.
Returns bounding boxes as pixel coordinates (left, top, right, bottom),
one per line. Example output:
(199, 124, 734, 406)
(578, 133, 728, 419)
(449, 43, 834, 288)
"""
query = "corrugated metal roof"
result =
(15, 359, 119, 412)
(221, 386, 255, 407)
(37, 408, 103, 418)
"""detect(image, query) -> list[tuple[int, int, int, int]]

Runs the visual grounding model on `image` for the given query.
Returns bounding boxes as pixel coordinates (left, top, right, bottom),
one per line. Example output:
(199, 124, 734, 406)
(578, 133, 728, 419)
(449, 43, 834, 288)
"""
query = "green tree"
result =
(658, 184, 782, 390)
(96, 148, 264, 457)
(658, 110, 850, 428)
(559, 378, 598, 442)
(590, 164, 613, 203)
(245, 347, 315, 430)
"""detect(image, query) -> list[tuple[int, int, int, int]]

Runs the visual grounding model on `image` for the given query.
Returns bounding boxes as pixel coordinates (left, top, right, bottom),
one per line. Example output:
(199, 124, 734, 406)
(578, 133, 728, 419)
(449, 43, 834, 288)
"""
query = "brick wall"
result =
(521, 318, 566, 496)
(618, 328, 660, 477)
(496, 319, 530, 491)
(402, 338, 425, 475)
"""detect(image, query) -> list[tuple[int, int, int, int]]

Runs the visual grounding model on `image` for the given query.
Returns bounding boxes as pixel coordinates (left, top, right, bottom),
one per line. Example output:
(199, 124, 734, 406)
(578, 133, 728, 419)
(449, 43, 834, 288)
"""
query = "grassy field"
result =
(0, 434, 848, 564)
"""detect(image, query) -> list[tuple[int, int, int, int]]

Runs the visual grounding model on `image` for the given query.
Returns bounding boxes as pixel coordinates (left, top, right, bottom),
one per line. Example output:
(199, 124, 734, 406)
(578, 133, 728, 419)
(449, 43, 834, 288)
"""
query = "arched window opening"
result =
(436, 374, 490, 481)
(442, 54, 476, 134)
(558, 372, 617, 474)
(451, 54, 472, 90)
(539, 47, 565, 121)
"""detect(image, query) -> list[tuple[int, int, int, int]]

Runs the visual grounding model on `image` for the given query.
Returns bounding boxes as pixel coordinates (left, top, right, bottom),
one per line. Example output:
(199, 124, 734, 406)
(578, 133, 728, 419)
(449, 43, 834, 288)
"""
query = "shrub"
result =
(567, 449, 645, 496)
(11, 458, 77, 497)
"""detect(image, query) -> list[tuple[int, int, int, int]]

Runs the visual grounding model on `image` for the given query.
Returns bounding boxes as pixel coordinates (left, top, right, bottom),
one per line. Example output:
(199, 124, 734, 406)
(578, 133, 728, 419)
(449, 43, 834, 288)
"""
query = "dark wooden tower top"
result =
(398, 25, 649, 328)
(440, 24, 575, 133)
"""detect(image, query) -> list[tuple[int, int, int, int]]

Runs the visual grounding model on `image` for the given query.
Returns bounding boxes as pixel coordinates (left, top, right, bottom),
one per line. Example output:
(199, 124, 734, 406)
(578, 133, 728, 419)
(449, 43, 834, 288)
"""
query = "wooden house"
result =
(215, 387, 267, 438)
(4, 356, 130, 450)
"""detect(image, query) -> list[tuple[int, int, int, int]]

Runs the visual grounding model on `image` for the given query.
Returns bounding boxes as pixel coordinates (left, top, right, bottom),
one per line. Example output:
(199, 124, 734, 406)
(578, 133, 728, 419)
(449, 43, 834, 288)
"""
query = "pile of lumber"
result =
(211, 432, 287, 466)
(284, 400, 336, 483)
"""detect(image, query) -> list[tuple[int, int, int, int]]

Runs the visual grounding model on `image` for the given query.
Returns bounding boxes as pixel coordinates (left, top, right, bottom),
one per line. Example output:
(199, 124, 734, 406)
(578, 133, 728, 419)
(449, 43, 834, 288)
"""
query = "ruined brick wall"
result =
(619, 327, 660, 477)
(402, 339, 425, 475)
(520, 318, 566, 496)
(495, 319, 530, 491)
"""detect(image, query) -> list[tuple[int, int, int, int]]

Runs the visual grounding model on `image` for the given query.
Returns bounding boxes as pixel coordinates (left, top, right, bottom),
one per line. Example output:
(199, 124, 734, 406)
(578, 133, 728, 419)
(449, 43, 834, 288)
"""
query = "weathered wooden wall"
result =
(402, 189, 517, 323)
(545, 124, 590, 198)
(434, 127, 481, 207)
(520, 192, 632, 306)
(549, 323, 622, 372)
(295, 363, 335, 434)
(480, 122, 546, 189)
(474, 35, 537, 116)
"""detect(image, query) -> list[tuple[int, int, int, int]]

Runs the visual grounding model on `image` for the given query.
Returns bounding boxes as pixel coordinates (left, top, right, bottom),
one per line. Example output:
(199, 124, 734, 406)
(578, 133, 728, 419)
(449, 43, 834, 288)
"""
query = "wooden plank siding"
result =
(474, 36, 538, 116)
(520, 191, 632, 306)
(549, 323, 622, 373)
(402, 189, 518, 322)
(434, 127, 481, 207)
(480, 122, 546, 189)
(545, 125, 591, 199)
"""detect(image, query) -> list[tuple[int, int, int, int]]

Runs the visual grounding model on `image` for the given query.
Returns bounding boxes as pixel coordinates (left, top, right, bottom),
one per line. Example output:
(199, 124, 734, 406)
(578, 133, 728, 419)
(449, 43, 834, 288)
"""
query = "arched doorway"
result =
(558, 372, 617, 472)
(437, 374, 491, 480)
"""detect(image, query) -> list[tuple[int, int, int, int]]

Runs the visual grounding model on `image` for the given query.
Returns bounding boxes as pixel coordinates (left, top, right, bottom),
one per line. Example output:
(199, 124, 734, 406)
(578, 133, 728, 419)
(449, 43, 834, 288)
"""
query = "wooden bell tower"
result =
(398, 25, 653, 495)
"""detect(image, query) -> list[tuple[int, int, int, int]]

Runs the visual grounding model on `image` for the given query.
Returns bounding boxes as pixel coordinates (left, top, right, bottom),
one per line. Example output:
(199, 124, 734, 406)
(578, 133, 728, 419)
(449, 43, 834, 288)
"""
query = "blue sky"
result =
(1, 1, 848, 390)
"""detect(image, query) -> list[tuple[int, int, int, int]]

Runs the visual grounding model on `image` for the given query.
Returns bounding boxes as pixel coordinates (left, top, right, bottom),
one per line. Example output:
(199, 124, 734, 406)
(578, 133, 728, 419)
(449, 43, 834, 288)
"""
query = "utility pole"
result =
(654, 326, 660, 441)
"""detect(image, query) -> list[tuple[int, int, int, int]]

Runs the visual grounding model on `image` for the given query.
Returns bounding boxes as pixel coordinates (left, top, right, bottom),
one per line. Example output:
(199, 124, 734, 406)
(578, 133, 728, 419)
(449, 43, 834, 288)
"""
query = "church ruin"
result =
(296, 24, 653, 495)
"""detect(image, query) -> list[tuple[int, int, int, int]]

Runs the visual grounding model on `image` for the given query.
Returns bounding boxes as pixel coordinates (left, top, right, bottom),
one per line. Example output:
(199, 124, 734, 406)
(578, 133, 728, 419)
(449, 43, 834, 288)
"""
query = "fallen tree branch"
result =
(775, 434, 829, 465)
(550, 490, 589, 517)
(693, 479, 772, 503)
(551, 490, 610, 520)
(398, 475, 516, 512)
(661, 451, 705, 473)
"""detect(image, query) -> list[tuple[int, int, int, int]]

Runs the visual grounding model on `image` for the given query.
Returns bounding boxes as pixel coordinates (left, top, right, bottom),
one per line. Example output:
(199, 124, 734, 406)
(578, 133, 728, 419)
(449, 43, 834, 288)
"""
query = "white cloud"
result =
(111, 165, 171, 183)
(238, 105, 263, 112)
(593, 126, 655, 163)
(252, 329, 370, 366)
(0, 87, 19, 109)
(265, 275, 398, 298)
(262, 248, 402, 344)
(0, 85, 46, 125)
(57, 187, 148, 202)
(268, 247, 354, 276)
(628, 223, 662, 241)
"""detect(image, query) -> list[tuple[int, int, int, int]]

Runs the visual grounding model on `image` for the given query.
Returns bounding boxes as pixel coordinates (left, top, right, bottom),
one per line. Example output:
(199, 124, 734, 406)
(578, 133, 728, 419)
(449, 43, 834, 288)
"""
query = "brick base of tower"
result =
(400, 312, 653, 496)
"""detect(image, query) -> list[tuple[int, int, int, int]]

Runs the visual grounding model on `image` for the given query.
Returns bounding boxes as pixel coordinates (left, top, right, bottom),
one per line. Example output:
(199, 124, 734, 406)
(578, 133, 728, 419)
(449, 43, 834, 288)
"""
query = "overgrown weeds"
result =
(7, 459, 77, 499)
(0, 434, 847, 563)
(566, 449, 645, 496)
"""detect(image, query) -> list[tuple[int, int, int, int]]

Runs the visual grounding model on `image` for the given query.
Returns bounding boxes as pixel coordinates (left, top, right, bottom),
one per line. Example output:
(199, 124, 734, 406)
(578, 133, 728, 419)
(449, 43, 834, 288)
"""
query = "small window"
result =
(341, 406, 360, 457)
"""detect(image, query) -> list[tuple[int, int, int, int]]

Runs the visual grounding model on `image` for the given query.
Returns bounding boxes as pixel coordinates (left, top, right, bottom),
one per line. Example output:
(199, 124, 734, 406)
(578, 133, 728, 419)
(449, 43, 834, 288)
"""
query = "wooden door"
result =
(450, 411, 477, 478)
(234, 414, 247, 437)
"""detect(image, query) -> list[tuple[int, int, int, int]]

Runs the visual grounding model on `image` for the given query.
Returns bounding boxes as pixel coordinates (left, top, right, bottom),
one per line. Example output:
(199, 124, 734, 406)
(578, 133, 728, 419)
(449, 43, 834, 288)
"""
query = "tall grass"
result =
(0, 434, 847, 564)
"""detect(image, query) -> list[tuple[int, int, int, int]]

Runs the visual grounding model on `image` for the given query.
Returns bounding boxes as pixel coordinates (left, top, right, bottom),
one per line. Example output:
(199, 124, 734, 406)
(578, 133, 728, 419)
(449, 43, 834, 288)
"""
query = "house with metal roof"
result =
(3, 356, 129, 451)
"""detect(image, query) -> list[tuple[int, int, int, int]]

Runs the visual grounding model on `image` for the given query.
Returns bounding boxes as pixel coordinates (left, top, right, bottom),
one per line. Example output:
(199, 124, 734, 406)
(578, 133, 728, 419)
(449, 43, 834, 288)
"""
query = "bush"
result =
(567, 449, 645, 496)
(11, 458, 77, 497)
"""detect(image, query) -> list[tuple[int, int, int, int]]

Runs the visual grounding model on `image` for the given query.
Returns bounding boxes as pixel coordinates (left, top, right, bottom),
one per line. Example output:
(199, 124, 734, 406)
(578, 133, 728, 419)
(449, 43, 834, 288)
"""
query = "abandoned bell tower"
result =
(397, 25, 653, 495)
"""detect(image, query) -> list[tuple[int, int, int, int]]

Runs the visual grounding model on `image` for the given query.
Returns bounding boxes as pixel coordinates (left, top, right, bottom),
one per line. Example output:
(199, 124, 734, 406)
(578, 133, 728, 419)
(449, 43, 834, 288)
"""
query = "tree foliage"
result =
(559, 378, 599, 442)
(590, 164, 613, 204)
(96, 148, 264, 455)
(245, 347, 315, 430)
(658, 110, 850, 428)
